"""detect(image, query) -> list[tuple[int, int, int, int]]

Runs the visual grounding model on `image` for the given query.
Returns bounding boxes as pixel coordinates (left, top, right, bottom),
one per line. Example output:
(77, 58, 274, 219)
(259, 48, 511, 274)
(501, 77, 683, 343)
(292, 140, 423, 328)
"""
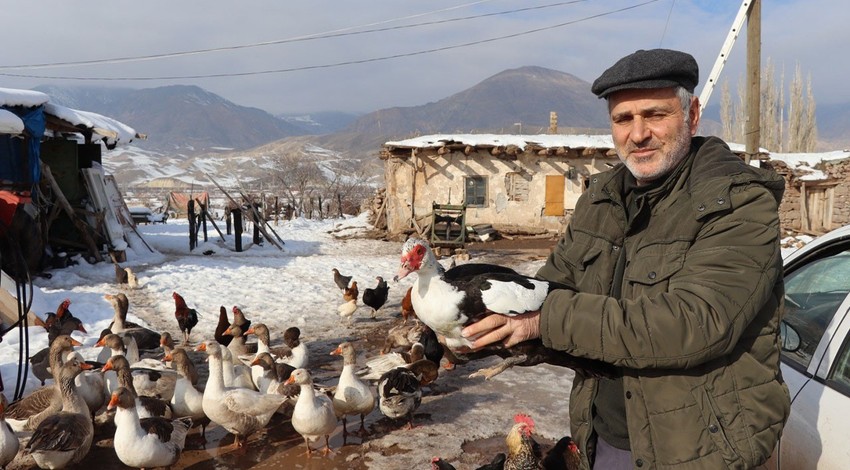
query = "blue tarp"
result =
(0, 104, 45, 195)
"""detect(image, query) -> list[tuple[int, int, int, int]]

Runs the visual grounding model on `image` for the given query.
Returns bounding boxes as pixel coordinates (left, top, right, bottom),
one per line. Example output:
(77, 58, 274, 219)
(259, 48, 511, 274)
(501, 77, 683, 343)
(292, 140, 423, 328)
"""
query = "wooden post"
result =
(744, 0, 761, 164)
(188, 199, 196, 251)
(549, 111, 558, 134)
(41, 163, 103, 262)
(800, 182, 808, 232)
(252, 204, 261, 245)
(225, 206, 232, 235)
(233, 207, 243, 252)
(200, 202, 208, 243)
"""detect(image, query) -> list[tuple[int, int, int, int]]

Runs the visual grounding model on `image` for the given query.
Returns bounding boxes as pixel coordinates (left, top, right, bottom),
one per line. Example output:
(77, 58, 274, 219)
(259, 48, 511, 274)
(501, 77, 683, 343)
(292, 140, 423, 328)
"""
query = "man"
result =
(463, 49, 790, 469)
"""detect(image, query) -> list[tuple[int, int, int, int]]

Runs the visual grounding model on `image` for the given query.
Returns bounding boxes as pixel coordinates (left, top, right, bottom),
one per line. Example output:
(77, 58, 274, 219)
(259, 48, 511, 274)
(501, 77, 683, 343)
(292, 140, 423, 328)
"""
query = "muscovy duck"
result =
(394, 238, 615, 380)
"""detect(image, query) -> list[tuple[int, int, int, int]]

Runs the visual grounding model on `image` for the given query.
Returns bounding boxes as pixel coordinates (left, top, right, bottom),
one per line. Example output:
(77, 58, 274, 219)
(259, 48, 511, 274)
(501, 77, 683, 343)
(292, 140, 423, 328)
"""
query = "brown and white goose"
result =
(24, 358, 94, 469)
(103, 355, 173, 419)
(198, 340, 286, 448)
(108, 387, 192, 469)
(6, 335, 81, 432)
(65, 351, 106, 420)
(105, 293, 161, 350)
(330, 342, 375, 444)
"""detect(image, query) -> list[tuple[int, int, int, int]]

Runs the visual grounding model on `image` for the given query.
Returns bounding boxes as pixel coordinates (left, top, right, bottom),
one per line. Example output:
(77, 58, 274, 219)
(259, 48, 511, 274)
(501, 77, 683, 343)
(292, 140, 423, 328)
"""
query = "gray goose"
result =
(6, 335, 81, 432)
(167, 348, 210, 438)
(24, 358, 94, 469)
(105, 293, 161, 351)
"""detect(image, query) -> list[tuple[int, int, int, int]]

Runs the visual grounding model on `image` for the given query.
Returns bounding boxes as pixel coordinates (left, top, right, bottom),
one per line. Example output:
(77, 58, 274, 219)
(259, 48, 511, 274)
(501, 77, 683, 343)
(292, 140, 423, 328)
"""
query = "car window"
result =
(782, 249, 850, 369)
(830, 336, 850, 392)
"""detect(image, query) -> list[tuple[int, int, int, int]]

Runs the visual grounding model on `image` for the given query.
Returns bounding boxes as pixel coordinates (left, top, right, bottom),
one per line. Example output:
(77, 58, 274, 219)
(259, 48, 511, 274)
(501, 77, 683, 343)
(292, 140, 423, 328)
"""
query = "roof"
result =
(0, 109, 24, 135)
(382, 133, 617, 159)
(44, 102, 143, 148)
(0, 87, 49, 108)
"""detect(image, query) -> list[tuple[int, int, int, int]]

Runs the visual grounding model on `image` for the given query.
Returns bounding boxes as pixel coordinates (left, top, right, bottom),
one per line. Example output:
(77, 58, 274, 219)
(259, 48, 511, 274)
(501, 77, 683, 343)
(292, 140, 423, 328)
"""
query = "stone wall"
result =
(769, 158, 850, 234)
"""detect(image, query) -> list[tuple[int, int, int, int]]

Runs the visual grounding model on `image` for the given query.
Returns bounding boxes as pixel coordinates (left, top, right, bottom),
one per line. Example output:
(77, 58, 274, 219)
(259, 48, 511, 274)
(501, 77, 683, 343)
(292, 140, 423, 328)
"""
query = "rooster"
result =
(431, 453, 506, 470)
(343, 281, 359, 303)
(214, 306, 232, 347)
(394, 238, 615, 380)
(505, 414, 543, 470)
(362, 276, 389, 318)
(172, 292, 199, 345)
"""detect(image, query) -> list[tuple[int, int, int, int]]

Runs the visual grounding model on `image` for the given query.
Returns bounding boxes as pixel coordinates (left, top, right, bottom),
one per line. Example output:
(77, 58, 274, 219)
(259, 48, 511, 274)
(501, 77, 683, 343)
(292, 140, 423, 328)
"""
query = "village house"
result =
(380, 133, 773, 242)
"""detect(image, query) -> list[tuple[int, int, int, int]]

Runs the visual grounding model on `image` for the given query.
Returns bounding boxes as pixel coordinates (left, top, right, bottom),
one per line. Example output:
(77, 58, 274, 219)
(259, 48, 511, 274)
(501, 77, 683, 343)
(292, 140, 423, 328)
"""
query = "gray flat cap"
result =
(591, 49, 699, 98)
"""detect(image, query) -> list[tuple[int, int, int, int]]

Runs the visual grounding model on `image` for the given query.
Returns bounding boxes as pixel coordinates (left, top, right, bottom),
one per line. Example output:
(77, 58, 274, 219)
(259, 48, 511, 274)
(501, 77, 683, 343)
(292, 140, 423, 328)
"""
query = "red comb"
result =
(513, 413, 535, 430)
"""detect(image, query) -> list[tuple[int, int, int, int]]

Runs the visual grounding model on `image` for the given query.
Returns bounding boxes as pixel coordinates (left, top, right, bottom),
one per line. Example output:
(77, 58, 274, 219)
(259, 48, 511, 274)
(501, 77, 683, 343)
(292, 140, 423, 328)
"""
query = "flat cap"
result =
(591, 49, 699, 98)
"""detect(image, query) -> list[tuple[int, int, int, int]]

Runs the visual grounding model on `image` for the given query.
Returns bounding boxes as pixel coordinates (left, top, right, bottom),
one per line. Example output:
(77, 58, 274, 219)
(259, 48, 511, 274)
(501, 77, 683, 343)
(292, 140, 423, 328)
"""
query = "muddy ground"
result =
(8, 239, 573, 470)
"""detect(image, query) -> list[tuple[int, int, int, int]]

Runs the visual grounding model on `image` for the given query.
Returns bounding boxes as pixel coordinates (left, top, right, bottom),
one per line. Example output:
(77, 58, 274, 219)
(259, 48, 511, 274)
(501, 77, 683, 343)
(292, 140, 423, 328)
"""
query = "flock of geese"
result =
(0, 266, 446, 469)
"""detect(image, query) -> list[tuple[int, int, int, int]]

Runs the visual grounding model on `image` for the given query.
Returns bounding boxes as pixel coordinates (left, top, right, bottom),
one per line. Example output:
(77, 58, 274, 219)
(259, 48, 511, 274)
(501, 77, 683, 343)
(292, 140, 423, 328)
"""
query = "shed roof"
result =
(0, 109, 24, 135)
(44, 103, 144, 148)
(382, 133, 617, 160)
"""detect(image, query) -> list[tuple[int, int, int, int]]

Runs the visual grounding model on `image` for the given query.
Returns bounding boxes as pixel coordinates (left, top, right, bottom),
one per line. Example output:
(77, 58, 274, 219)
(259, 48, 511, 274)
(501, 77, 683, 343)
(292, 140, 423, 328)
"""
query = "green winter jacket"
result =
(537, 136, 790, 469)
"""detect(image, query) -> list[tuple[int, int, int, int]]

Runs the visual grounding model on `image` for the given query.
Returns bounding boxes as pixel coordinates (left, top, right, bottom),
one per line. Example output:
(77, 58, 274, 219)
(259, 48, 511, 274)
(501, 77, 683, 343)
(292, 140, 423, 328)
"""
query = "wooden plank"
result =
(41, 163, 103, 262)
(205, 173, 283, 251)
(544, 175, 565, 216)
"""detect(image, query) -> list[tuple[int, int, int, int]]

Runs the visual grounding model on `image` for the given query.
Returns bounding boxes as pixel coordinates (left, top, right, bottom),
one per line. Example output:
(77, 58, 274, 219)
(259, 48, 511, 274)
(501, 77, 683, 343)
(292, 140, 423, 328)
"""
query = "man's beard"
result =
(617, 124, 692, 183)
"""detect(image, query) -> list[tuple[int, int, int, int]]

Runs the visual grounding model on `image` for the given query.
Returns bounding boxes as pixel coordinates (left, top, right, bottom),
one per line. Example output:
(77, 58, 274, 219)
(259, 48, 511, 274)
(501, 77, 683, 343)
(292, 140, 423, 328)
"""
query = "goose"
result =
(129, 332, 174, 372)
(198, 340, 286, 448)
(249, 352, 298, 415)
(358, 342, 426, 382)
(104, 293, 161, 350)
(65, 351, 106, 420)
(222, 324, 251, 364)
(103, 355, 173, 419)
(278, 327, 308, 369)
(24, 358, 94, 469)
(214, 306, 232, 347)
(286, 368, 337, 456)
(108, 387, 192, 469)
(167, 348, 210, 439)
(6, 335, 81, 432)
(0, 394, 19, 470)
(330, 342, 375, 443)
(220, 346, 255, 390)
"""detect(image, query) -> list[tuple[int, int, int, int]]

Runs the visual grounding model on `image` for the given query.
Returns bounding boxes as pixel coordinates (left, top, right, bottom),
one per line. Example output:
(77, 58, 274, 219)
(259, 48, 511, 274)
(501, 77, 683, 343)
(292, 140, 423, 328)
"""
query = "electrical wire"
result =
(659, 0, 677, 47)
(0, 0, 659, 82)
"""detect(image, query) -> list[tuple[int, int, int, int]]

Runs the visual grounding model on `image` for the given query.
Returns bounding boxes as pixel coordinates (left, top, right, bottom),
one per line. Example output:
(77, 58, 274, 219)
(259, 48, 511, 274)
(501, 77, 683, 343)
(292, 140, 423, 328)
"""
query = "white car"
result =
(764, 224, 850, 469)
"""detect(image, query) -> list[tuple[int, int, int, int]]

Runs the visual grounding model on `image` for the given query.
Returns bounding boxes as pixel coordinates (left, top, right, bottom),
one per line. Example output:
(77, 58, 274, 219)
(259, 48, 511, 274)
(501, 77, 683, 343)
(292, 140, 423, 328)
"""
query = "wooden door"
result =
(544, 175, 565, 216)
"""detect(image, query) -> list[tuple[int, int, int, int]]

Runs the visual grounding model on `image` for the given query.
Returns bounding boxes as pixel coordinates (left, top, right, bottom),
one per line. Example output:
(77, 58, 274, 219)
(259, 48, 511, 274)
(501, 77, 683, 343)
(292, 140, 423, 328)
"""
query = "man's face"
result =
(608, 87, 699, 185)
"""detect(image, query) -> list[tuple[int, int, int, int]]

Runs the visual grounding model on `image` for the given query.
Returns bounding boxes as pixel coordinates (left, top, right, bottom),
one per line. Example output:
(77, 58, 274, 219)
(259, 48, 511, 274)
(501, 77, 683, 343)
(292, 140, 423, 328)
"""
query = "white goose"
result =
(330, 342, 375, 444)
(103, 355, 173, 419)
(0, 394, 19, 470)
(198, 341, 286, 448)
(286, 368, 337, 456)
(24, 358, 94, 469)
(109, 387, 192, 469)
(65, 351, 106, 420)
(167, 348, 210, 439)
(220, 346, 255, 390)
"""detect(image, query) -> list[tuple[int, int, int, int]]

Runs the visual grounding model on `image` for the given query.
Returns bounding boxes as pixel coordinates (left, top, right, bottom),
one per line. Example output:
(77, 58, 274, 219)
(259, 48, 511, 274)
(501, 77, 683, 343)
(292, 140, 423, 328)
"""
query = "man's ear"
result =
(689, 96, 700, 135)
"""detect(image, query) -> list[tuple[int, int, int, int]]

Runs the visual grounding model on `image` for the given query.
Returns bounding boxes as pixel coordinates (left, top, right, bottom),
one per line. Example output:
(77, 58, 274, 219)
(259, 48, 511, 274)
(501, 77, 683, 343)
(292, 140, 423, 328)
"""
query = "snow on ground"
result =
(0, 213, 579, 469)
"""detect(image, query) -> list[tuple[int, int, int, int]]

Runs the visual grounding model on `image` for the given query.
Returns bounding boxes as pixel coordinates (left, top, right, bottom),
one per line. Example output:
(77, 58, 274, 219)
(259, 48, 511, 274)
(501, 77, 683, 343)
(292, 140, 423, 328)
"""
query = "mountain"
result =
(343, 66, 610, 138)
(34, 84, 309, 154)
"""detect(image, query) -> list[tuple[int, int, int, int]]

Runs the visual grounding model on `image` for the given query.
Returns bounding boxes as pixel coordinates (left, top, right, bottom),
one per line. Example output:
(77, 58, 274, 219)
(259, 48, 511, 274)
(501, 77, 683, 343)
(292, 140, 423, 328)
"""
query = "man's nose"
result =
(629, 117, 651, 143)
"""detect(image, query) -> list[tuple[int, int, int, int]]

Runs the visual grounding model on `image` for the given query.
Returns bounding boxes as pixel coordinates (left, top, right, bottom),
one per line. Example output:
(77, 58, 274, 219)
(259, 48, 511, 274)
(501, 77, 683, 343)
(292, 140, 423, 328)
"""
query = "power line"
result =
(0, 0, 582, 71)
(0, 0, 659, 82)
(659, 0, 677, 46)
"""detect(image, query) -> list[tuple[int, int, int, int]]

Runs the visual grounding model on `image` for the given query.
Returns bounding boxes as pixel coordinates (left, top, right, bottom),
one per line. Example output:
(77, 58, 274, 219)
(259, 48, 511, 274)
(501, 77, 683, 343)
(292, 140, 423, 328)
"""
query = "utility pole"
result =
(744, 0, 761, 164)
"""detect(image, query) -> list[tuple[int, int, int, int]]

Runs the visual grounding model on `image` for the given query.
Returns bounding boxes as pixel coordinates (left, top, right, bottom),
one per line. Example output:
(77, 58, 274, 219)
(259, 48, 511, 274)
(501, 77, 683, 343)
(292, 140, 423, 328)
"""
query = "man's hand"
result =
(462, 311, 541, 349)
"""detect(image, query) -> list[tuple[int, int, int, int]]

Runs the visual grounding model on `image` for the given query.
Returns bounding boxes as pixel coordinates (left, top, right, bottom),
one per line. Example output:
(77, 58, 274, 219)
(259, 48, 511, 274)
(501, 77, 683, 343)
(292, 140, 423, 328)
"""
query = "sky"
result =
(0, 0, 844, 116)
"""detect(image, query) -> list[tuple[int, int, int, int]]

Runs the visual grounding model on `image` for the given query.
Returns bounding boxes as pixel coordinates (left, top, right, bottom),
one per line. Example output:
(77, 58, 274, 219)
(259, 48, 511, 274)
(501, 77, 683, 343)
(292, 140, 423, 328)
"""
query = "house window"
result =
(465, 176, 487, 207)
(505, 172, 530, 202)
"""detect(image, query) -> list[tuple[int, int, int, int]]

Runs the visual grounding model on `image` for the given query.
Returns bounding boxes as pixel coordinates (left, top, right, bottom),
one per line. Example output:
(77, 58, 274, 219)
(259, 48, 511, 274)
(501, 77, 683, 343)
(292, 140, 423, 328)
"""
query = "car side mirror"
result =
(780, 321, 801, 353)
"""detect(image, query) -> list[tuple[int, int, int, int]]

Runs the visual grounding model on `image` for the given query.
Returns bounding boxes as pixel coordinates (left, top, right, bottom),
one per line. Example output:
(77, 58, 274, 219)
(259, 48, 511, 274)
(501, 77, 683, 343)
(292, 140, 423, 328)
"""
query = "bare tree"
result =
(271, 152, 324, 218)
(801, 74, 819, 152)
(788, 64, 804, 152)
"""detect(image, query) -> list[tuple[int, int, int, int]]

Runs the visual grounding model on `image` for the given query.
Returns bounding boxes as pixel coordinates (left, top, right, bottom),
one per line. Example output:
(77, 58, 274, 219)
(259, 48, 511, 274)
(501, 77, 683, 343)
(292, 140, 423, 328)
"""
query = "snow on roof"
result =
(44, 102, 138, 147)
(0, 86, 49, 108)
(384, 133, 614, 150)
(769, 149, 850, 181)
(0, 109, 24, 135)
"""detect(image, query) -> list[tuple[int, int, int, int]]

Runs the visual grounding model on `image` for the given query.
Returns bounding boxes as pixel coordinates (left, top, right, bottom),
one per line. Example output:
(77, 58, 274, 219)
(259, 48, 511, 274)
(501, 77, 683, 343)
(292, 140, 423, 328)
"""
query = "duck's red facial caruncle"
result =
(394, 243, 426, 281)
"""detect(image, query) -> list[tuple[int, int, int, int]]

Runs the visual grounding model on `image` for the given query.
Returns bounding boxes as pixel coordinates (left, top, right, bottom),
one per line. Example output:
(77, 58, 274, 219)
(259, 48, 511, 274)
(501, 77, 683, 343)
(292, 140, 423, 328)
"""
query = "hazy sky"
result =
(1, 0, 844, 115)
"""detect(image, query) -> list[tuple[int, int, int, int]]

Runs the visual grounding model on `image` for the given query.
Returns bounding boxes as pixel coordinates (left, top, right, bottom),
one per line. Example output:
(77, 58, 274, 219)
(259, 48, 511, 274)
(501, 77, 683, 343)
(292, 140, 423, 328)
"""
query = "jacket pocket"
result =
(691, 386, 744, 467)
(563, 245, 602, 272)
(625, 248, 685, 288)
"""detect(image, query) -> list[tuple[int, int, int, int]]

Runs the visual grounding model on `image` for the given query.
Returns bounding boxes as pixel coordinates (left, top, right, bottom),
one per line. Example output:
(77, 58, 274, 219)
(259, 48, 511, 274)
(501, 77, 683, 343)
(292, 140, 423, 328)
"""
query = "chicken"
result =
(172, 292, 199, 345)
(394, 238, 615, 380)
(362, 276, 389, 318)
(214, 306, 232, 347)
(115, 262, 129, 285)
(541, 435, 582, 470)
(338, 299, 358, 326)
(380, 320, 426, 354)
(343, 281, 359, 303)
(332, 268, 352, 290)
(505, 414, 543, 470)
(400, 286, 415, 323)
(231, 305, 252, 331)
